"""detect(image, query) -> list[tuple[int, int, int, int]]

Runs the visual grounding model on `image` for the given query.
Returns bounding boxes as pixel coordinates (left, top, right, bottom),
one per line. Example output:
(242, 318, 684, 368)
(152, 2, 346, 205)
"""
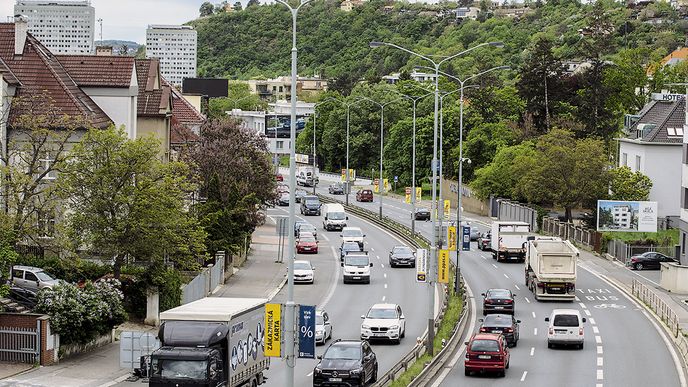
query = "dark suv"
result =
(313, 340, 378, 387)
(301, 195, 322, 216)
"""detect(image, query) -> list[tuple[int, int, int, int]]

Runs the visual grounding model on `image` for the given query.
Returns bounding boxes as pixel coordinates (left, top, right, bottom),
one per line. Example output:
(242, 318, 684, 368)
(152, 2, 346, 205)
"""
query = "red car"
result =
(276, 174, 284, 182)
(296, 234, 318, 254)
(356, 189, 373, 202)
(464, 333, 510, 377)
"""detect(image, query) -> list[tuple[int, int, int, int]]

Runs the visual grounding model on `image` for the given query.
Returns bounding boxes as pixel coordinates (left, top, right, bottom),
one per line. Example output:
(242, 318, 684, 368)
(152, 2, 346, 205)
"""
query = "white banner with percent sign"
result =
(298, 304, 316, 358)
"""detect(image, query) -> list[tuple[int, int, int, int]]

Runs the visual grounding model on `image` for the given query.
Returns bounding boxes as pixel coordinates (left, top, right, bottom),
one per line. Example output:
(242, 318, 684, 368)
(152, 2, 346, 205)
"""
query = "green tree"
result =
(233, 1, 243, 11)
(135, 45, 146, 59)
(247, 0, 260, 7)
(199, 1, 215, 16)
(609, 166, 652, 201)
(58, 128, 207, 278)
(208, 82, 266, 119)
(459, 121, 517, 181)
(471, 143, 537, 200)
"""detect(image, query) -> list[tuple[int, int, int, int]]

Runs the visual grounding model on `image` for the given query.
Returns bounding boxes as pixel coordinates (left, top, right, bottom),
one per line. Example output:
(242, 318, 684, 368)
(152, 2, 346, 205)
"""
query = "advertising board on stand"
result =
(596, 200, 658, 232)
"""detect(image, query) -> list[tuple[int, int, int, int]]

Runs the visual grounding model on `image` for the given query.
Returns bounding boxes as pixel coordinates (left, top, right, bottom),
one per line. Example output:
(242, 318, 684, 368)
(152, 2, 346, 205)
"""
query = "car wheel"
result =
(635, 263, 643, 270)
(401, 328, 405, 338)
(390, 261, 395, 268)
(547, 342, 553, 349)
(579, 342, 584, 349)
(506, 360, 510, 369)
(370, 366, 378, 383)
(512, 340, 517, 348)
(499, 370, 506, 377)
(465, 369, 471, 376)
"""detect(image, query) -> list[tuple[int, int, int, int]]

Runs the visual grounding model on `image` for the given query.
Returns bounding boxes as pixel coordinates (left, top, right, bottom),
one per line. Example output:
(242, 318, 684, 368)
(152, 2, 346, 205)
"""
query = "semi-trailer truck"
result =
(147, 297, 269, 387)
(524, 237, 579, 301)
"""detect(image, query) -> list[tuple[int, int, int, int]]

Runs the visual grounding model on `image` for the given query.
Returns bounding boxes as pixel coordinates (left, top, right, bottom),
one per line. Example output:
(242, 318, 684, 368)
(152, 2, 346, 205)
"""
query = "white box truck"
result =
(147, 297, 269, 387)
(322, 203, 348, 231)
(524, 237, 579, 301)
(491, 221, 531, 262)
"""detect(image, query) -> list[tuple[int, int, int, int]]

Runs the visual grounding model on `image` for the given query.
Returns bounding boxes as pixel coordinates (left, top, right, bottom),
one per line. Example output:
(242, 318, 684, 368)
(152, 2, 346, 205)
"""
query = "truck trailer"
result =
(524, 237, 579, 301)
(148, 297, 269, 387)
(491, 221, 531, 262)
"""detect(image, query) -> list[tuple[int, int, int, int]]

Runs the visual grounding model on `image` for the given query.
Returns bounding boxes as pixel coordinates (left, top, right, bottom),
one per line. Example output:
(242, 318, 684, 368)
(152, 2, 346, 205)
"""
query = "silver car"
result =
(315, 309, 333, 345)
(10, 266, 60, 293)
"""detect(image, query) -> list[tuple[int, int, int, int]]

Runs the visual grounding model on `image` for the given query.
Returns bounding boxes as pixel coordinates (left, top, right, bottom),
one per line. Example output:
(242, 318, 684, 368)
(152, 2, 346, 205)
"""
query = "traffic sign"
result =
(275, 216, 289, 236)
(461, 226, 471, 251)
(394, 176, 398, 182)
(264, 303, 282, 357)
(416, 249, 427, 282)
(298, 305, 316, 358)
(438, 250, 449, 283)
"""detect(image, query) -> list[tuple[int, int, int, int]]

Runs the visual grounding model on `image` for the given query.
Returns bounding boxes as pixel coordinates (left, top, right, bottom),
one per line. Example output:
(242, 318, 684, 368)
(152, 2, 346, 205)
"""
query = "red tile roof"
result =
(0, 57, 20, 86)
(170, 86, 205, 126)
(0, 23, 112, 129)
(135, 58, 172, 117)
(56, 55, 135, 88)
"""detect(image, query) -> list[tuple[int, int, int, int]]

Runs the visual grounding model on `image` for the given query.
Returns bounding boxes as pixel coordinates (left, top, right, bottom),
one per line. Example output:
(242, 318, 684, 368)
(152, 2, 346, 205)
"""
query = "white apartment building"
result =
(146, 25, 197, 86)
(612, 205, 633, 229)
(14, 0, 95, 55)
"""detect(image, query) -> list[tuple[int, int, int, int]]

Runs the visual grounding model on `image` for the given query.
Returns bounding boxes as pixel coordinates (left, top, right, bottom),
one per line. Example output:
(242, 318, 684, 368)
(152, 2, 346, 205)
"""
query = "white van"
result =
(341, 226, 365, 248)
(545, 309, 586, 349)
(322, 203, 348, 231)
(342, 251, 372, 284)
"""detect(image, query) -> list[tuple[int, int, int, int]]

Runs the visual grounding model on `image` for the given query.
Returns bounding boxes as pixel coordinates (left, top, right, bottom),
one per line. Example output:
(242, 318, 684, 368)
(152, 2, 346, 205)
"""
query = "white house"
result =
(612, 204, 633, 228)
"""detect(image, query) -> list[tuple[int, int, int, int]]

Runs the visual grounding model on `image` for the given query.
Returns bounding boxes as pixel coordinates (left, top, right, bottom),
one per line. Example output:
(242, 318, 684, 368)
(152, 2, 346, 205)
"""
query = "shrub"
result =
(14, 255, 110, 283)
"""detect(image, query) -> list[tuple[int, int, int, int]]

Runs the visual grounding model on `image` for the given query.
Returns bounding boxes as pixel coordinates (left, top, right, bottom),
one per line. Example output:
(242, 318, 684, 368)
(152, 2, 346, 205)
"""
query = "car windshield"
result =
(367, 308, 397, 319)
(487, 289, 511, 299)
(35, 271, 56, 281)
(152, 359, 208, 379)
(393, 246, 413, 255)
(323, 345, 361, 360)
(483, 315, 512, 327)
(329, 212, 346, 220)
(305, 199, 319, 205)
(343, 229, 362, 237)
(553, 314, 580, 327)
(345, 256, 369, 266)
(470, 339, 500, 352)
(294, 262, 311, 270)
(316, 315, 324, 325)
(342, 243, 360, 251)
(300, 224, 316, 231)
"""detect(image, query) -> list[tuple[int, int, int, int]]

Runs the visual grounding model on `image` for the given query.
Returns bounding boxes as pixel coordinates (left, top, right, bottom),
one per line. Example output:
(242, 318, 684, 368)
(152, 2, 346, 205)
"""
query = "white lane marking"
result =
(381, 263, 385, 268)
(307, 372, 313, 377)
(596, 384, 603, 387)
(384, 283, 388, 289)
(321, 233, 330, 242)
(481, 255, 488, 259)
(525, 297, 531, 304)
(384, 273, 387, 278)
(320, 246, 341, 309)
(382, 296, 386, 302)
(530, 347, 534, 356)
(97, 374, 130, 387)
(595, 335, 602, 344)
(514, 284, 520, 290)
(376, 255, 380, 260)
(584, 309, 592, 316)
(520, 371, 528, 382)
(597, 369, 604, 380)
(593, 326, 600, 334)
(533, 328, 538, 336)
(532, 312, 536, 319)
(579, 302, 587, 309)
(597, 357, 604, 366)
(371, 247, 375, 252)
(481, 256, 487, 260)
(504, 273, 510, 279)
(597, 345, 604, 354)
(589, 318, 596, 325)
(492, 264, 498, 269)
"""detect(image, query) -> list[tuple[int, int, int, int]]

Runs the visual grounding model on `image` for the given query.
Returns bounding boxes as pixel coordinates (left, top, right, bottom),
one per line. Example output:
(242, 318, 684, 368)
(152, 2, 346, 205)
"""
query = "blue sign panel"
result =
(298, 305, 316, 359)
(462, 226, 471, 251)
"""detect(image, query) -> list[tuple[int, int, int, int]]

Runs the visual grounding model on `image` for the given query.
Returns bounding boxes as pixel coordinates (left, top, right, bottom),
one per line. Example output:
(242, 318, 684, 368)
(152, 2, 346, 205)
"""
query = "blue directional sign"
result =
(298, 305, 316, 359)
(461, 226, 471, 251)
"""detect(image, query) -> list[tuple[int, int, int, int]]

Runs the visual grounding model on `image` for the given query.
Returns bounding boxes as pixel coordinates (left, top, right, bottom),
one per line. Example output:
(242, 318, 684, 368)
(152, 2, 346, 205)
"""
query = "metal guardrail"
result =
(632, 279, 680, 336)
(317, 194, 468, 386)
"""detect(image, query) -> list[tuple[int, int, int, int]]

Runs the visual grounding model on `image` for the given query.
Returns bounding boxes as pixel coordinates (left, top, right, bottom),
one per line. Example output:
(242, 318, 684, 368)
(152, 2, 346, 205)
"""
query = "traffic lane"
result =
(574, 267, 680, 387)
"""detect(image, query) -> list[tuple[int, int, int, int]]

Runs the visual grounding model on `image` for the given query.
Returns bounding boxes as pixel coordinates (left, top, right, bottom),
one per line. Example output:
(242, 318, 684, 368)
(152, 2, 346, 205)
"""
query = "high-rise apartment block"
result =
(14, 0, 95, 55)
(146, 25, 197, 86)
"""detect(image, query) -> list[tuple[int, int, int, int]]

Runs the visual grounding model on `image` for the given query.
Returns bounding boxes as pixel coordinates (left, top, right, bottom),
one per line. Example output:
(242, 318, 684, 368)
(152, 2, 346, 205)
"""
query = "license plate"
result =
(329, 378, 342, 382)
(373, 332, 385, 336)
(494, 306, 504, 309)
(493, 330, 502, 333)
(353, 276, 360, 280)
(478, 355, 491, 359)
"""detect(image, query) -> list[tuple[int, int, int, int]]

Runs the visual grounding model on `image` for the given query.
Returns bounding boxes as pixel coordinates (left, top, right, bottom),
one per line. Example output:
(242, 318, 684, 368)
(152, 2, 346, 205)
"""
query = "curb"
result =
(267, 276, 288, 301)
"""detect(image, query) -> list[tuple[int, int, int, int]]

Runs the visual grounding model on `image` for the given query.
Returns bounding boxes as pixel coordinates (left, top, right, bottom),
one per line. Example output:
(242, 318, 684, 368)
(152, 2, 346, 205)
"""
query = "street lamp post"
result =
(370, 40, 503, 356)
(275, 1, 311, 385)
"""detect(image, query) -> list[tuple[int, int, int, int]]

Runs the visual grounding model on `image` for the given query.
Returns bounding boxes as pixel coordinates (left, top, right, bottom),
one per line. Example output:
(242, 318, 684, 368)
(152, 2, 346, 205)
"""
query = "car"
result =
(296, 223, 318, 240)
(356, 189, 373, 202)
(479, 314, 521, 347)
(276, 173, 284, 182)
(341, 226, 365, 248)
(464, 333, 510, 377)
(296, 234, 319, 254)
(342, 252, 372, 284)
(328, 182, 345, 195)
(477, 232, 491, 251)
(300, 195, 322, 216)
(627, 251, 677, 270)
(315, 309, 333, 345)
(470, 226, 480, 241)
(294, 220, 309, 236)
(360, 303, 405, 344)
(10, 266, 61, 293)
(277, 192, 290, 206)
(482, 289, 515, 315)
(277, 184, 289, 194)
(389, 245, 415, 268)
(294, 189, 307, 203)
(312, 340, 378, 387)
(340, 241, 363, 261)
(293, 260, 315, 284)
(546, 309, 586, 349)
(414, 207, 430, 221)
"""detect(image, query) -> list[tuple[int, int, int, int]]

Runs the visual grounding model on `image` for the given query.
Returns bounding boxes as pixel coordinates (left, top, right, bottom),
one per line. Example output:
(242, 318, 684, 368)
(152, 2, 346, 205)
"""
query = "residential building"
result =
(455, 7, 480, 20)
(14, 0, 95, 55)
(269, 100, 315, 116)
(146, 25, 197, 86)
(612, 204, 633, 229)
(494, 7, 533, 18)
(382, 70, 438, 84)
(170, 86, 203, 160)
(340, 0, 366, 12)
(648, 47, 688, 77)
(135, 58, 173, 161)
(618, 93, 684, 220)
(245, 76, 327, 102)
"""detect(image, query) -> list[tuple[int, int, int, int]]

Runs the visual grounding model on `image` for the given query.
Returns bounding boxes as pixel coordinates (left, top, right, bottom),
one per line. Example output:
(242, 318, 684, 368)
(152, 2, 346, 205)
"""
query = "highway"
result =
(308, 174, 683, 387)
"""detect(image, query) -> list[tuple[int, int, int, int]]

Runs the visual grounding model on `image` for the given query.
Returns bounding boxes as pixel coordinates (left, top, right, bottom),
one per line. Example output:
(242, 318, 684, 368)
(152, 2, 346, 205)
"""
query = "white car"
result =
(545, 309, 586, 349)
(293, 260, 315, 284)
(315, 309, 332, 345)
(341, 226, 365, 248)
(360, 303, 406, 344)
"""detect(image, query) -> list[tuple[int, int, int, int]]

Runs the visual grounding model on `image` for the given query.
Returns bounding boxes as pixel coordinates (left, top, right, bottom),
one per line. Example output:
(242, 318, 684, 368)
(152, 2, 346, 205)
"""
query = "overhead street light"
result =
(370, 40, 503, 356)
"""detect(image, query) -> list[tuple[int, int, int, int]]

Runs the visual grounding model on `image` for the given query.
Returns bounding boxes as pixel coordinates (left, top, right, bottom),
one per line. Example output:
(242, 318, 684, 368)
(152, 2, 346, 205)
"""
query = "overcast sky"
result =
(0, 0, 243, 43)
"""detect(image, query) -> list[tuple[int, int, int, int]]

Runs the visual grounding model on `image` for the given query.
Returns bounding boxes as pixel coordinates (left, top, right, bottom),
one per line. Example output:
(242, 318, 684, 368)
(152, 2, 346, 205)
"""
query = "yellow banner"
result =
(448, 226, 457, 250)
(373, 179, 379, 193)
(340, 169, 355, 182)
(443, 200, 451, 220)
(405, 187, 411, 204)
(341, 169, 346, 181)
(438, 250, 450, 283)
(383, 178, 389, 192)
(264, 303, 282, 357)
(416, 187, 422, 203)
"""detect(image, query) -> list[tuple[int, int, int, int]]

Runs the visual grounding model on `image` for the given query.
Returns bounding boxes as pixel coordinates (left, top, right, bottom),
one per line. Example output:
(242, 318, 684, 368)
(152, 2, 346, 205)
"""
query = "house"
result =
(245, 76, 327, 102)
(455, 7, 480, 20)
(136, 58, 173, 161)
(170, 85, 204, 159)
(617, 93, 684, 220)
(382, 70, 438, 84)
(340, 0, 366, 12)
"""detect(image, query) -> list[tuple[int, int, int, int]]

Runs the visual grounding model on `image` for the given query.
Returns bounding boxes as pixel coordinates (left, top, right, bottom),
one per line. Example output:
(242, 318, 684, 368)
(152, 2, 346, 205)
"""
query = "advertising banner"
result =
(373, 179, 379, 193)
(405, 187, 411, 204)
(416, 249, 427, 283)
(297, 305, 316, 359)
(596, 200, 658, 232)
(383, 178, 390, 192)
(438, 250, 449, 283)
(447, 226, 457, 250)
(443, 200, 451, 220)
(462, 225, 471, 251)
(416, 187, 422, 203)
(264, 303, 282, 357)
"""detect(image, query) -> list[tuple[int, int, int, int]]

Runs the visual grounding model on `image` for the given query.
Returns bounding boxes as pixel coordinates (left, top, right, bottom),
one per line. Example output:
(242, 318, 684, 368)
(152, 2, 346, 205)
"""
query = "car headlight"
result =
(389, 325, 399, 330)
(350, 367, 363, 375)
(316, 329, 324, 334)
(314, 366, 322, 375)
(361, 324, 370, 329)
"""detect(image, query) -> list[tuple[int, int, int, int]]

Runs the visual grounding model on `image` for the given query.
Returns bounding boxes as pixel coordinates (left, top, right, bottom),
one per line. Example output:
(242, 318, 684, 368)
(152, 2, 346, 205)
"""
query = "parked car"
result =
(294, 189, 307, 203)
(340, 241, 363, 261)
(356, 189, 374, 202)
(414, 208, 431, 221)
(296, 223, 318, 240)
(477, 232, 492, 251)
(389, 245, 415, 268)
(293, 260, 315, 284)
(482, 288, 515, 315)
(312, 340, 378, 387)
(277, 192, 290, 206)
(627, 251, 677, 270)
(315, 309, 333, 345)
(10, 266, 61, 293)
(328, 183, 345, 195)
(479, 314, 520, 347)
(276, 173, 284, 182)
(546, 309, 586, 349)
(464, 333, 510, 377)
(341, 227, 365, 248)
(296, 233, 319, 254)
(360, 303, 405, 344)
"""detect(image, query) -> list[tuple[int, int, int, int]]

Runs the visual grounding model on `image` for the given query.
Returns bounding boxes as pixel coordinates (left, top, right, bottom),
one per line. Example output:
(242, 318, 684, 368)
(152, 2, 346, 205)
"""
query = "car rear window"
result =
(487, 289, 511, 298)
(553, 314, 580, 327)
(470, 339, 500, 352)
(363, 190, 372, 194)
(483, 315, 511, 327)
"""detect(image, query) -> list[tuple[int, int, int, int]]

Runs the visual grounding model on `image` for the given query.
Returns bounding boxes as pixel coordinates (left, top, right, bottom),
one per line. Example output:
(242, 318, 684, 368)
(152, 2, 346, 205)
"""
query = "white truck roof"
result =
(324, 203, 345, 211)
(160, 297, 267, 322)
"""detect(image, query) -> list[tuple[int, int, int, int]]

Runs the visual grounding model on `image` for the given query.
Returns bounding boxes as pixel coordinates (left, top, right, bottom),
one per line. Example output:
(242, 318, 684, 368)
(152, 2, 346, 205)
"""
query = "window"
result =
(622, 153, 628, 167)
(682, 233, 686, 255)
(38, 211, 55, 239)
(635, 155, 641, 172)
(25, 272, 38, 282)
(276, 141, 284, 150)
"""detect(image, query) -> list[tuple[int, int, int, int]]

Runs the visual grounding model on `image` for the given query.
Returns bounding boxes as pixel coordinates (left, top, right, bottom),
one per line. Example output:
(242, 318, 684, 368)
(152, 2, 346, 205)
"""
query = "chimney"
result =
(14, 15, 28, 56)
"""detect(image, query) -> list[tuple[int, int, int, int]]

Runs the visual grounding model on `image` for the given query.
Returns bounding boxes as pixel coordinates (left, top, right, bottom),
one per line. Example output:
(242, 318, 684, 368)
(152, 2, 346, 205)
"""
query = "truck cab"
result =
(490, 221, 531, 262)
(150, 347, 224, 387)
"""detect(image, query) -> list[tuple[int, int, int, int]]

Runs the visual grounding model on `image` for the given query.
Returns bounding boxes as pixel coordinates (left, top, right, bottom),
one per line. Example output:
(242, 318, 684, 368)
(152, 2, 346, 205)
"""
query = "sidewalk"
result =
(0, 215, 286, 386)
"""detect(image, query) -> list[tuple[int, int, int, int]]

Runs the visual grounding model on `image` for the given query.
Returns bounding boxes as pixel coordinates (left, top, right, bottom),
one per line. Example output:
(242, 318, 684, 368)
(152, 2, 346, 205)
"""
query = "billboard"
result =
(297, 305, 316, 359)
(416, 249, 427, 282)
(182, 78, 229, 98)
(596, 200, 657, 232)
